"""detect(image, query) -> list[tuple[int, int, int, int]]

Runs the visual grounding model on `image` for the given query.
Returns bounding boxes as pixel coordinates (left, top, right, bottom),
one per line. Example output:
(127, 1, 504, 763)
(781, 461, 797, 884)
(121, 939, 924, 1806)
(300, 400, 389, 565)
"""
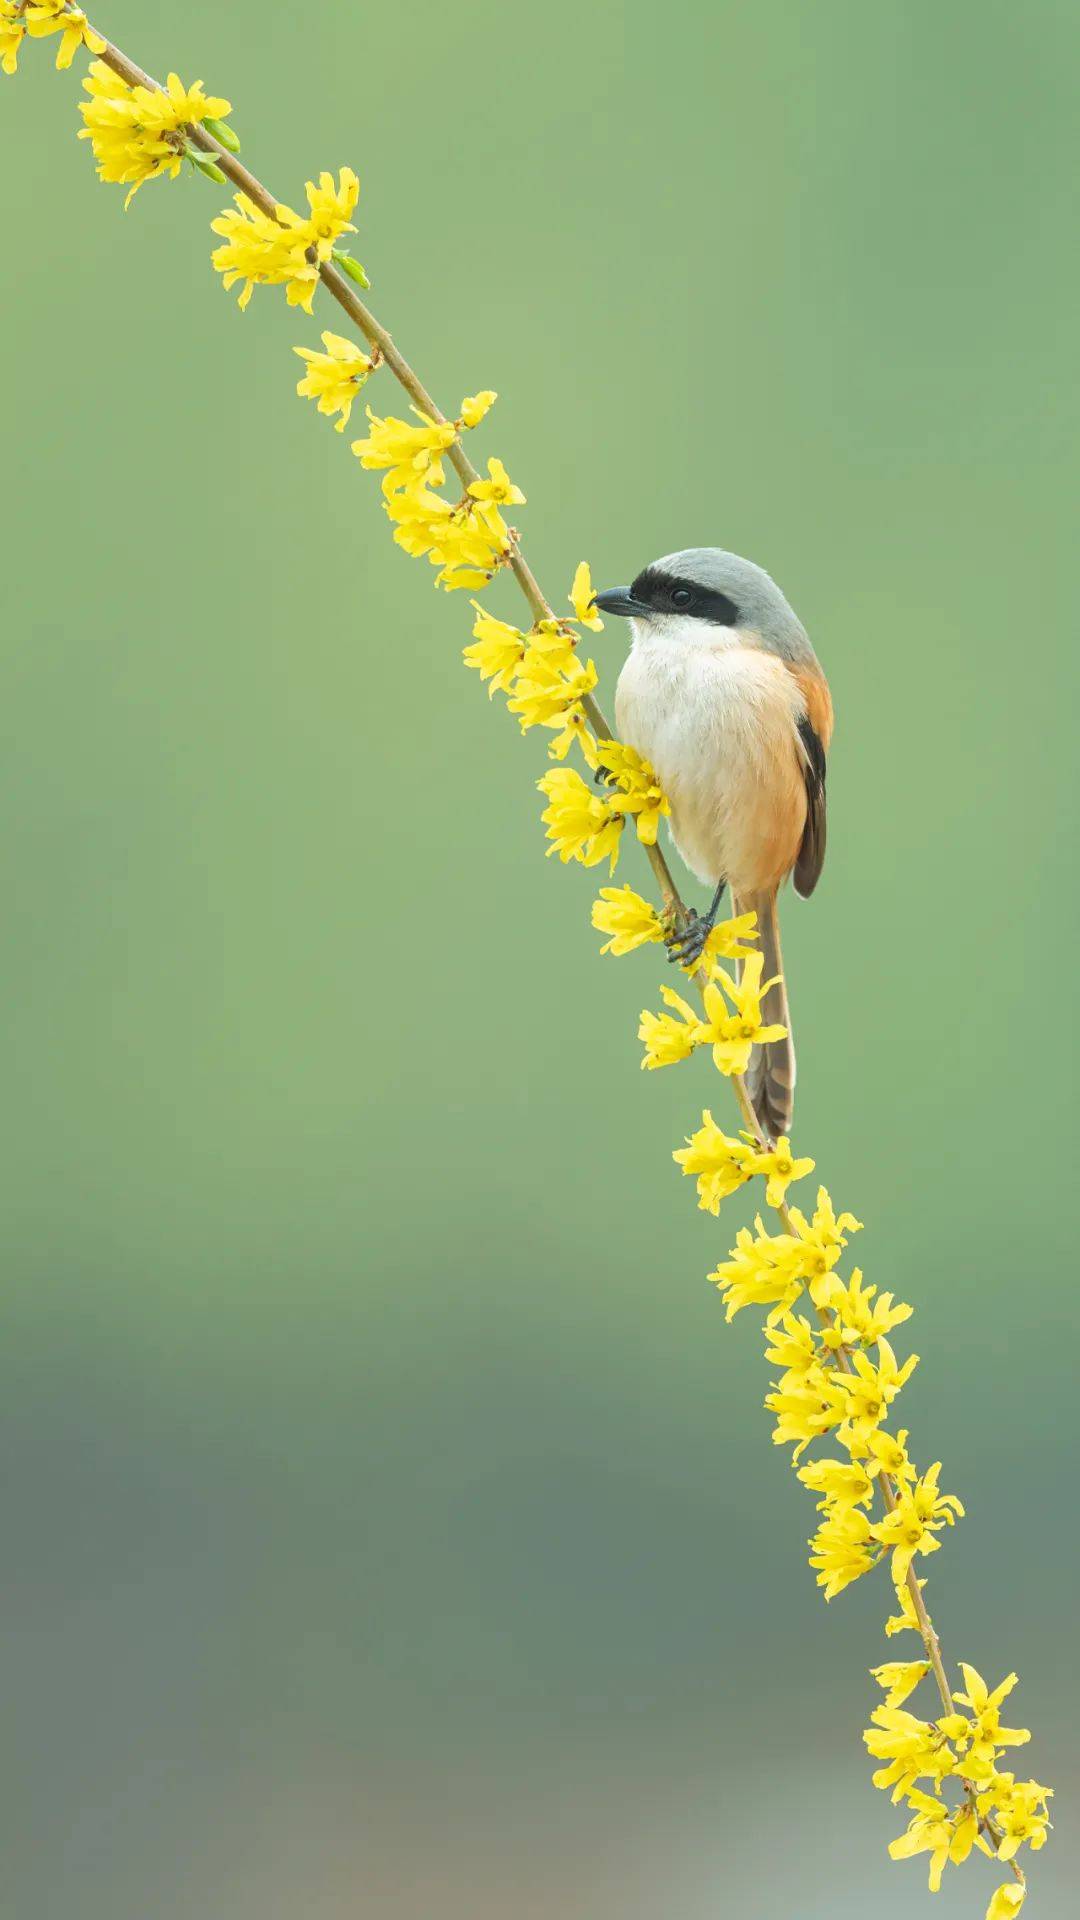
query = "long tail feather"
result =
(737, 888, 795, 1143)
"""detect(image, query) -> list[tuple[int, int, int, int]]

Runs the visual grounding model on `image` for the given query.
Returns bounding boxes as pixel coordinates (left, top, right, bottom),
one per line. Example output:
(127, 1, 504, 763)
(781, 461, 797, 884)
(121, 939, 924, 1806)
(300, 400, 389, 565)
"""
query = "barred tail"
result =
(738, 888, 795, 1144)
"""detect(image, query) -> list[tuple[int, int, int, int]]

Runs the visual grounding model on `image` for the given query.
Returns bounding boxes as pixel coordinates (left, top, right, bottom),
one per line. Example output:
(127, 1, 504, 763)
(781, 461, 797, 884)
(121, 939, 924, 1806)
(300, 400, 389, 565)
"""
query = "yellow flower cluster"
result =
(674, 1110, 815, 1210)
(667, 1097, 1048, 1911)
(639, 949, 787, 1075)
(1, 0, 102, 75)
(79, 62, 234, 205)
(212, 168, 361, 312)
(867, 1663, 1050, 1909)
(349, 396, 520, 591)
(18, 23, 1051, 1914)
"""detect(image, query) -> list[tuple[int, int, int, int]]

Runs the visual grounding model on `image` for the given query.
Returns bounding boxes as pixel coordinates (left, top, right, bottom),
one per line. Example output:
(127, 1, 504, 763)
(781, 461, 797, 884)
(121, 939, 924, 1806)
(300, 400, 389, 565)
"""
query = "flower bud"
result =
(189, 149, 228, 184)
(203, 116, 241, 154)
(332, 248, 370, 289)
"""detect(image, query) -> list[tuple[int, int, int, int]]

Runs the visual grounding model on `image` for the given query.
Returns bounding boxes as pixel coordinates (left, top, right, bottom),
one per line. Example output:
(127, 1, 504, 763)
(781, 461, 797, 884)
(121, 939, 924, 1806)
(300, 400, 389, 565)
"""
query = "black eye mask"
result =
(629, 567, 740, 627)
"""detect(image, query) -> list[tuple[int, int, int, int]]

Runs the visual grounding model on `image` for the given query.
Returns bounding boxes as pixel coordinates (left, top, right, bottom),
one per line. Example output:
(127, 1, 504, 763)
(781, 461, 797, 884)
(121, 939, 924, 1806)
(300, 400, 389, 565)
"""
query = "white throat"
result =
(629, 613, 755, 655)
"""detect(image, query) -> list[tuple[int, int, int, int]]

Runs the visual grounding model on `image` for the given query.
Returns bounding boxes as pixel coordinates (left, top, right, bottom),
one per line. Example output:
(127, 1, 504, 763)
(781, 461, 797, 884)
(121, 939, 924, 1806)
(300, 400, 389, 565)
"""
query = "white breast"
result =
(614, 620, 807, 896)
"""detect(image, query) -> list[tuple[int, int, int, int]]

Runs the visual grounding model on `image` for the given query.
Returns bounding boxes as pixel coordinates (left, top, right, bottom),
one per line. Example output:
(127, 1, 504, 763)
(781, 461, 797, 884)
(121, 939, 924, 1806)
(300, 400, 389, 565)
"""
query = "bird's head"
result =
(595, 547, 811, 662)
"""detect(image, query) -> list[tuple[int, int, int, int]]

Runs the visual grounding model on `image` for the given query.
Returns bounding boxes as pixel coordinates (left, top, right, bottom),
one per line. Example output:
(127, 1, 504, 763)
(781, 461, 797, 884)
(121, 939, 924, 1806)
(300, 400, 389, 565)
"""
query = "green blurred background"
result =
(2, 2, 1076, 1914)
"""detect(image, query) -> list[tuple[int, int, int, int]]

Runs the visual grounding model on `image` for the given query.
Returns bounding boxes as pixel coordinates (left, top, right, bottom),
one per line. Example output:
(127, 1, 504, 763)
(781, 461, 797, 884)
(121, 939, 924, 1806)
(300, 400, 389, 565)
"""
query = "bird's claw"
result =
(665, 912, 710, 967)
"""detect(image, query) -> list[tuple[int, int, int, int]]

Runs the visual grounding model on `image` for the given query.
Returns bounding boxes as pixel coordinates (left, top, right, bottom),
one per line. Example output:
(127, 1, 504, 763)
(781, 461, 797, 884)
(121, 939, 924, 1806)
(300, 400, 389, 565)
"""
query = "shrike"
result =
(595, 549, 832, 1144)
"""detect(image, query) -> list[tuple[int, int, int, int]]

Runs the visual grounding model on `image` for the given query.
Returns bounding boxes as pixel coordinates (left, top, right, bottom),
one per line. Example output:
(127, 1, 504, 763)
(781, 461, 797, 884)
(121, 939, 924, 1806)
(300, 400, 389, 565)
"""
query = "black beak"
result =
(593, 586, 647, 618)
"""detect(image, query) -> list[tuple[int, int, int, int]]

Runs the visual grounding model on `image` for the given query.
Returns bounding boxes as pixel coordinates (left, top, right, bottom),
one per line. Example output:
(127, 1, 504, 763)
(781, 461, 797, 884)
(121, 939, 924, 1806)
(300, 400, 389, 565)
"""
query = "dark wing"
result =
(793, 715, 827, 898)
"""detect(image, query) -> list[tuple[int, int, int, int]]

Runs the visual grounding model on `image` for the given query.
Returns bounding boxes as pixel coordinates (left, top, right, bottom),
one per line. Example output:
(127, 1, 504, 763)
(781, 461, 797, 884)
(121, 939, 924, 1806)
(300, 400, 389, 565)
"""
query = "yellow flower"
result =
(570, 560, 604, 631)
(673, 1112, 756, 1211)
(384, 481, 451, 552)
(673, 1117, 810, 1213)
(507, 650, 598, 732)
(888, 1791, 978, 1892)
(677, 910, 761, 979)
(521, 619, 579, 671)
(986, 1884, 1026, 1920)
(211, 170, 359, 308)
(81, 63, 234, 207)
(354, 410, 513, 591)
(798, 1456, 874, 1511)
(594, 739, 670, 846)
(352, 407, 458, 487)
(869, 1462, 963, 1585)
(978, 1774, 1051, 1861)
(953, 1667, 1032, 1775)
(696, 952, 787, 1075)
(591, 885, 663, 956)
(833, 1339, 918, 1453)
(468, 456, 525, 507)
(212, 192, 318, 310)
(865, 1426, 916, 1485)
(0, 3, 22, 75)
(460, 390, 497, 428)
(462, 604, 526, 695)
(546, 706, 600, 766)
(721, 1187, 860, 1317)
(765, 1363, 847, 1454)
(870, 1660, 931, 1708)
(786, 1187, 864, 1299)
(763, 1311, 819, 1380)
(864, 1707, 956, 1801)
(639, 986, 701, 1070)
(294, 330, 374, 430)
(296, 166, 359, 260)
(714, 1219, 810, 1324)
(537, 767, 622, 872)
(429, 502, 512, 590)
(752, 1135, 816, 1207)
(816, 1267, 913, 1347)
(23, 0, 103, 68)
(0, 13, 20, 75)
(885, 1574, 927, 1636)
(808, 1503, 876, 1599)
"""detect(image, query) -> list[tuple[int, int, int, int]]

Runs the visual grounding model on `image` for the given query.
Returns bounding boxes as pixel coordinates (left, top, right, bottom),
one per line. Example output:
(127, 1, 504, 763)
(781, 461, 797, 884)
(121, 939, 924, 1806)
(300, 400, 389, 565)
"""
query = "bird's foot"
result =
(664, 886, 727, 967)
(666, 911, 711, 967)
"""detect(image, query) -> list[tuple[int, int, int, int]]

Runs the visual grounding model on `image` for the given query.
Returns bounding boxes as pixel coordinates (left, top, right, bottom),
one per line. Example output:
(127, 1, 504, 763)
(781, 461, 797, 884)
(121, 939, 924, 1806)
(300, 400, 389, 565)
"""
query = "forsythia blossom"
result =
(676, 908, 760, 977)
(463, 605, 527, 696)
(353, 402, 517, 590)
(570, 560, 604, 632)
(638, 985, 701, 1070)
(459, 390, 497, 428)
(2, 0, 103, 73)
(695, 951, 788, 1076)
(212, 168, 361, 311)
(7, 0, 101, 71)
(468, 456, 525, 508)
(591, 885, 664, 956)
(537, 767, 622, 872)
(80, 63, 235, 206)
(674, 1110, 814, 1212)
(294, 330, 376, 430)
(594, 739, 669, 846)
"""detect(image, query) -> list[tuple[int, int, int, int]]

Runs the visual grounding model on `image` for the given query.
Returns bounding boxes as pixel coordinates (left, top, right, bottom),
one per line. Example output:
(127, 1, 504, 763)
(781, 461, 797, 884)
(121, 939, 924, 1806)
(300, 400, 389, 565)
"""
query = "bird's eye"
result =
(671, 586, 693, 608)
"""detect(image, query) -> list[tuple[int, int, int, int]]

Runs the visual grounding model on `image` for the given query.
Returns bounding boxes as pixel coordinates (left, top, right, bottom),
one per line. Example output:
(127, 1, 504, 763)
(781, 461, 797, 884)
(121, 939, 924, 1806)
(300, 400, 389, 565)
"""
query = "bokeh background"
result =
(2, 3, 1076, 1915)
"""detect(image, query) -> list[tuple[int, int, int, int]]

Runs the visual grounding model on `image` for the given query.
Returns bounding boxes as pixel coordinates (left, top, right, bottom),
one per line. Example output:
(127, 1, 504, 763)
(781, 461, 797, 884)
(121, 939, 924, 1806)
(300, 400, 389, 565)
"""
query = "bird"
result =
(593, 548, 832, 1144)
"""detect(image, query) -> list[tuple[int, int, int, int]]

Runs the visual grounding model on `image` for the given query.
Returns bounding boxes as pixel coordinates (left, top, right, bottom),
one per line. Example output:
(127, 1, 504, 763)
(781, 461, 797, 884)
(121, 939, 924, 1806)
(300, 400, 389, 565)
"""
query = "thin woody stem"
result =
(95, 35, 687, 918)
(89, 16, 1019, 1884)
(727, 908, 1023, 1877)
(99, 12, 949, 1718)
(727, 1072, 957, 1712)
